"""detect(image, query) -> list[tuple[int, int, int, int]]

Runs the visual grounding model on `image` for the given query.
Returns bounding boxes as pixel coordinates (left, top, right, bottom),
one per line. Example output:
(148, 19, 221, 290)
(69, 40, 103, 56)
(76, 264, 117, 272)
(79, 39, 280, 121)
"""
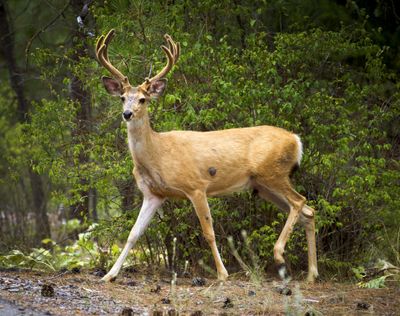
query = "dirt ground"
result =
(0, 269, 399, 315)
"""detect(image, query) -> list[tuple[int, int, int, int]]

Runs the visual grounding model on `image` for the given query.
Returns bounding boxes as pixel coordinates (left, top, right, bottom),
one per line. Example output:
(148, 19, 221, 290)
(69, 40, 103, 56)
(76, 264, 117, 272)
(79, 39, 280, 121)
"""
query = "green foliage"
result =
(358, 275, 389, 289)
(352, 259, 400, 288)
(352, 264, 389, 288)
(29, 17, 400, 276)
(0, 223, 122, 272)
(1, 0, 399, 279)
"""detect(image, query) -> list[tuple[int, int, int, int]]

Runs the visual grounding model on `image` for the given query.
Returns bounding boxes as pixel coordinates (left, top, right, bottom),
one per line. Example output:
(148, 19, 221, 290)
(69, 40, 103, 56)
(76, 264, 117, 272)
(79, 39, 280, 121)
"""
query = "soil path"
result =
(0, 270, 399, 315)
(0, 298, 47, 316)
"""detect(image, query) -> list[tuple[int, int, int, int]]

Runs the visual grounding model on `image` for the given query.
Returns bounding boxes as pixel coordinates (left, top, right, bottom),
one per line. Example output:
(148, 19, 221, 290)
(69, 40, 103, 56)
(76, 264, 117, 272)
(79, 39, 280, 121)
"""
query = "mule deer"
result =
(95, 30, 318, 282)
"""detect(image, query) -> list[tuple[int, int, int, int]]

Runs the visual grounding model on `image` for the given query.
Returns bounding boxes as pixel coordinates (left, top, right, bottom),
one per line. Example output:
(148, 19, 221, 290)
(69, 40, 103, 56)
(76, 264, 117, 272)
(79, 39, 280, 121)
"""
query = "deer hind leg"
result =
(299, 204, 319, 282)
(101, 193, 165, 282)
(254, 179, 311, 280)
(188, 190, 228, 281)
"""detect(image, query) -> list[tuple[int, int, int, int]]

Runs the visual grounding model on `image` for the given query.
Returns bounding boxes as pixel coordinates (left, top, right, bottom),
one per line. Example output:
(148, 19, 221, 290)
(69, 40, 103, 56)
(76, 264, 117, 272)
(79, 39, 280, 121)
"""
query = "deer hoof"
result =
(277, 263, 290, 281)
(306, 270, 320, 283)
(101, 274, 117, 283)
(217, 270, 229, 281)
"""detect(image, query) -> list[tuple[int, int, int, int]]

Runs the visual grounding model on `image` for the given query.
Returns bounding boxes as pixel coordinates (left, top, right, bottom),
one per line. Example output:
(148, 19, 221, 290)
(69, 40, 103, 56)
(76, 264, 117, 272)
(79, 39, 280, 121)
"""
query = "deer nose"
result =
(122, 110, 133, 120)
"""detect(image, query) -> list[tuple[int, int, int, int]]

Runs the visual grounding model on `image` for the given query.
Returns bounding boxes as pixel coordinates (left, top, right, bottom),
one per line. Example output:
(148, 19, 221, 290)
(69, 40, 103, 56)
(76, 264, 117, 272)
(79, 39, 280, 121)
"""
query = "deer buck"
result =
(95, 30, 318, 283)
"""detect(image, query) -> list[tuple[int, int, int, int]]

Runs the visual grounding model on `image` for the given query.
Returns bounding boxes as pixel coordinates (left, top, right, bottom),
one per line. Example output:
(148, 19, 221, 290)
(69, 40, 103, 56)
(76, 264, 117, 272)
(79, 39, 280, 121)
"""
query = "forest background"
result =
(0, 0, 399, 281)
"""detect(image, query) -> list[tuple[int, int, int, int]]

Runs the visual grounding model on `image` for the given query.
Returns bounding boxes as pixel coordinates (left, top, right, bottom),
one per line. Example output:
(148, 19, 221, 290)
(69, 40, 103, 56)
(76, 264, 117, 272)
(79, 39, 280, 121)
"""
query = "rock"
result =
(126, 280, 137, 287)
(248, 290, 256, 296)
(223, 297, 234, 308)
(275, 285, 292, 296)
(150, 285, 161, 294)
(356, 302, 370, 310)
(121, 307, 134, 315)
(41, 284, 55, 297)
(71, 267, 80, 274)
(191, 277, 206, 287)
(93, 269, 106, 277)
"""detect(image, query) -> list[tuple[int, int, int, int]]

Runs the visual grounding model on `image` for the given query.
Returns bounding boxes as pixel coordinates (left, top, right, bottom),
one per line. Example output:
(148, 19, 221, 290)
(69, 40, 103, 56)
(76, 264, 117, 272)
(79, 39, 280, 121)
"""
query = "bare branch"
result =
(25, 0, 71, 70)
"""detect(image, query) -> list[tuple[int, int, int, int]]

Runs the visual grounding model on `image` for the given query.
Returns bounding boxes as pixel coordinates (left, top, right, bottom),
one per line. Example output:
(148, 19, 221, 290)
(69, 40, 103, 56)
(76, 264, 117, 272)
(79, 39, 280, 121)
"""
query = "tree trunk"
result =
(0, 0, 51, 243)
(68, 0, 93, 222)
(0, 1, 28, 122)
(30, 170, 51, 242)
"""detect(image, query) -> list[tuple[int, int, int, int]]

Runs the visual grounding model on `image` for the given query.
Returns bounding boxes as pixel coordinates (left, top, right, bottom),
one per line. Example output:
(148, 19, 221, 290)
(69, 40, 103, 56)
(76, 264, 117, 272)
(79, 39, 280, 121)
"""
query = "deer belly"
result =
(206, 175, 252, 197)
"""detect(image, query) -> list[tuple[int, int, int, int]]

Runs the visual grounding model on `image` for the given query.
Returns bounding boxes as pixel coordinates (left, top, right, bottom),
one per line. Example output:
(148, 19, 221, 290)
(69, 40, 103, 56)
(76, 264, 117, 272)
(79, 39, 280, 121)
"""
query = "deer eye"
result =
(139, 97, 146, 104)
(120, 96, 125, 102)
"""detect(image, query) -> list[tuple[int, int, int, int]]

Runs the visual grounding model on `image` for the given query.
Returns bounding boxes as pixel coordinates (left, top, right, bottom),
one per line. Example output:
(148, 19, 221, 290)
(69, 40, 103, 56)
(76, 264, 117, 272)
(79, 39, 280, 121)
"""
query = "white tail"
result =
(294, 134, 303, 166)
(96, 30, 318, 283)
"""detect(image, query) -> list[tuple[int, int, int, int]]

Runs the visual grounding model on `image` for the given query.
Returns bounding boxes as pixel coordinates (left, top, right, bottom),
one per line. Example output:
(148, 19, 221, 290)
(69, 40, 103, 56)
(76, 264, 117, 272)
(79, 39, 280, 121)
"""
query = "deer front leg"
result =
(188, 191, 229, 281)
(102, 194, 165, 282)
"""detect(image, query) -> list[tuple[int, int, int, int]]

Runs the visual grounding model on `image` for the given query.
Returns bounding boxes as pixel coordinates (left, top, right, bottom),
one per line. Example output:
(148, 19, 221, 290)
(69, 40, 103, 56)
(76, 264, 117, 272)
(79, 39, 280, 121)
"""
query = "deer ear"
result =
(147, 79, 167, 99)
(102, 76, 123, 96)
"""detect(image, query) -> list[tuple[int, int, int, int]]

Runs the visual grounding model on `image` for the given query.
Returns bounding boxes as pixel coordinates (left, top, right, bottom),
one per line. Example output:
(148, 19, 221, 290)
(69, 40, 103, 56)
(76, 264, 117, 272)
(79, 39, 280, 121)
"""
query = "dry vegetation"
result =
(1, 270, 399, 315)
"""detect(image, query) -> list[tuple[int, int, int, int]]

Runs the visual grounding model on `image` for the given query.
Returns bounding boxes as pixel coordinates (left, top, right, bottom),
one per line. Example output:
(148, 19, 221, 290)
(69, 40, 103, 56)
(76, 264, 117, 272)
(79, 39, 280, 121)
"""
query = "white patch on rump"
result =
(294, 134, 303, 166)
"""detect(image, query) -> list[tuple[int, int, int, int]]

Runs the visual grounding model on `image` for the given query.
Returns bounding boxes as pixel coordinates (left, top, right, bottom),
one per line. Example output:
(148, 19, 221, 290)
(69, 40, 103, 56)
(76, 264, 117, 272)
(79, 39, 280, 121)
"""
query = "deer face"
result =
(96, 30, 178, 122)
(102, 77, 166, 121)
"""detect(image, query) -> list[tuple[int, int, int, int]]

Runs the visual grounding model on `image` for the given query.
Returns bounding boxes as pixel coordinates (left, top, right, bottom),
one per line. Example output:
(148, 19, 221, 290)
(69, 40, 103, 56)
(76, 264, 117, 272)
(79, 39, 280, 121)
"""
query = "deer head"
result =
(96, 30, 180, 121)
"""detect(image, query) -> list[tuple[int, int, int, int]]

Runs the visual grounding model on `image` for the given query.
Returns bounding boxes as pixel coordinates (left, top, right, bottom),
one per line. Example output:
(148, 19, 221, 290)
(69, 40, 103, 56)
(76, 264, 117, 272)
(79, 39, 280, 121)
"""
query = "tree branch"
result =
(25, 0, 71, 70)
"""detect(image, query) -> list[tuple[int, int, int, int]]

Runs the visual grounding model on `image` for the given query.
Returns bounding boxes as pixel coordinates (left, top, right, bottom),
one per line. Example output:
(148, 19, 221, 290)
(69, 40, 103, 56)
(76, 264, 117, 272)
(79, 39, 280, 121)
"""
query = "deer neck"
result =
(126, 112, 157, 164)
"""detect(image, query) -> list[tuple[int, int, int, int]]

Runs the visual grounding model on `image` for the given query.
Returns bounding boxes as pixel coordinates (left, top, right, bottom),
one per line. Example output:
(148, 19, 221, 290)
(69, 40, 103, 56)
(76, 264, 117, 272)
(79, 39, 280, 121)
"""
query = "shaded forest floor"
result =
(0, 270, 399, 315)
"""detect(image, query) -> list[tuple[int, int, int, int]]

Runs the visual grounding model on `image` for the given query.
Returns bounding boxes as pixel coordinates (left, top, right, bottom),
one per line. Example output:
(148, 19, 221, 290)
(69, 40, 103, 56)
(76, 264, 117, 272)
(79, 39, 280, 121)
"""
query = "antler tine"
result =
(96, 29, 130, 86)
(164, 35, 175, 57)
(95, 35, 105, 60)
(102, 29, 116, 62)
(147, 34, 180, 83)
(165, 34, 180, 61)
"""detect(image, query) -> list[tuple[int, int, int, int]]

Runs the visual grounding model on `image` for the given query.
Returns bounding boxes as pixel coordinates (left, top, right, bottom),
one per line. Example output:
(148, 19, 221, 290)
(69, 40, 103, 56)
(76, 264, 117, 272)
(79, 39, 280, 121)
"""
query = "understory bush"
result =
(1, 1, 398, 280)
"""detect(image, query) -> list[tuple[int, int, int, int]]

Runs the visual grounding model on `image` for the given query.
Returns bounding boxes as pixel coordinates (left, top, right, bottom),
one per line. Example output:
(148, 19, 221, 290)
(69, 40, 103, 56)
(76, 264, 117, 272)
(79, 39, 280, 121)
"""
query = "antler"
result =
(96, 29, 130, 87)
(144, 34, 180, 84)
